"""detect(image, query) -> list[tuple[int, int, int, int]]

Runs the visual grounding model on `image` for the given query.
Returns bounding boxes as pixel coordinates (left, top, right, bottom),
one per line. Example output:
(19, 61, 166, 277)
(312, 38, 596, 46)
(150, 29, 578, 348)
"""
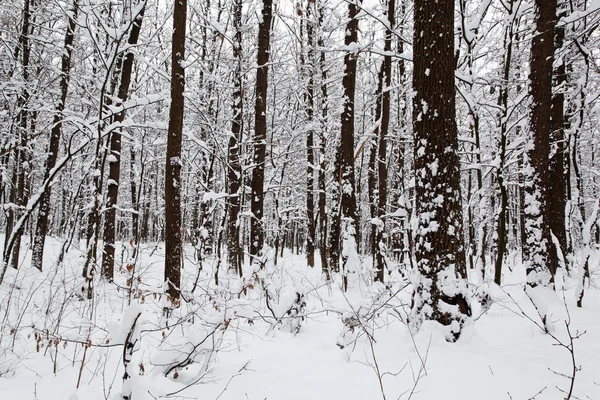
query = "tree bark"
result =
(4, 0, 35, 270)
(411, 0, 470, 339)
(101, 3, 145, 280)
(329, 0, 360, 291)
(494, 0, 517, 285)
(165, 0, 187, 302)
(317, 1, 329, 279)
(249, 0, 273, 260)
(305, 2, 316, 268)
(524, 0, 557, 287)
(227, 0, 243, 275)
(374, 0, 393, 283)
(31, 0, 79, 272)
(547, 16, 568, 271)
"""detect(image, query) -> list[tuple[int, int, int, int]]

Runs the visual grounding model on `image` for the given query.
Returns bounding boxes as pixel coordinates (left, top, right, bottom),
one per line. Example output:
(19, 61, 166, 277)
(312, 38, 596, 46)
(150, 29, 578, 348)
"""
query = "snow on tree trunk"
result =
(329, 0, 360, 290)
(31, 0, 79, 272)
(523, 0, 557, 288)
(102, 3, 146, 280)
(226, 0, 244, 275)
(410, 0, 471, 341)
(249, 0, 273, 261)
(164, 0, 187, 303)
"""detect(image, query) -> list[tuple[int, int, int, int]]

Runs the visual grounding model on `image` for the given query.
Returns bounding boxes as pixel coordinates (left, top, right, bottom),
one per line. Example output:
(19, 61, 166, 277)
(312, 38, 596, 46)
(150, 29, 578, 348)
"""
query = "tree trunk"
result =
(368, 68, 383, 267)
(411, 0, 470, 340)
(374, 0, 393, 283)
(547, 16, 568, 270)
(227, 0, 243, 275)
(31, 0, 78, 272)
(317, 2, 329, 279)
(165, 0, 187, 303)
(249, 0, 273, 260)
(524, 0, 557, 287)
(4, 0, 35, 271)
(101, 3, 145, 280)
(305, 2, 316, 268)
(330, 0, 360, 291)
(494, 0, 516, 285)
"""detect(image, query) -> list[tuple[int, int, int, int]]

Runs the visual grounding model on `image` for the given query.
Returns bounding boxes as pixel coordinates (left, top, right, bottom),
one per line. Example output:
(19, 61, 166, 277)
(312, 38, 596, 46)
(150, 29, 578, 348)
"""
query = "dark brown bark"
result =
(368, 69, 382, 265)
(31, 0, 79, 272)
(374, 0, 393, 283)
(101, 4, 145, 280)
(317, 3, 329, 279)
(524, 0, 557, 286)
(249, 0, 273, 260)
(130, 146, 139, 249)
(494, 0, 516, 285)
(6, 0, 36, 271)
(411, 0, 470, 338)
(165, 0, 187, 302)
(547, 18, 568, 269)
(305, 2, 316, 268)
(226, 0, 243, 275)
(329, 0, 359, 290)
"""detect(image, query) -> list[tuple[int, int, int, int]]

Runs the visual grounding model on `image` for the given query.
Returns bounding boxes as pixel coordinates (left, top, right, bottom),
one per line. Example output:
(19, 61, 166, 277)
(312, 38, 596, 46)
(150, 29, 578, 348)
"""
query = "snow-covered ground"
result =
(1, 236, 599, 399)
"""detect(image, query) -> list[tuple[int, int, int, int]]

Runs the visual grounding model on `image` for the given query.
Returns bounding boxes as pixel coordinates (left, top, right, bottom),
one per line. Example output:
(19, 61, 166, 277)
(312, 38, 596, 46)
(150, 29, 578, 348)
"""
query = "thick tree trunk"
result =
(249, 0, 273, 260)
(164, 0, 187, 302)
(524, 0, 557, 287)
(411, 0, 470, 340)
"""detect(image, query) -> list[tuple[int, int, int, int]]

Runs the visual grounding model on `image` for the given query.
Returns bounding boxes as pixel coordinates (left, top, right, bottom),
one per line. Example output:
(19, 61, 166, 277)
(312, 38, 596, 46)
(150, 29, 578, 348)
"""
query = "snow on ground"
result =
(1, 235, 599, 399)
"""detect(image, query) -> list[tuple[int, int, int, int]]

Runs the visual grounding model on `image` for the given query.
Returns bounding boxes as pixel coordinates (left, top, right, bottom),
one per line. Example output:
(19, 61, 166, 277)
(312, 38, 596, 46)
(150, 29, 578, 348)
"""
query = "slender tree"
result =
(329, 0, 360, 290)
(31, 0, 79, 271)
(101, 2, 146, 280)
(374, 0, 394, 282)
(249, 0, 274, 260)
(547, 7, 568, 270)
(494, 0, 518, 285)
(305, 0, 316, 268)
(4, 0, 35, 270)
(164, 0, 187, 302)
(317, 0, 329, 279)
(227, 0, 243, 275)
(411, 0, 470, 339)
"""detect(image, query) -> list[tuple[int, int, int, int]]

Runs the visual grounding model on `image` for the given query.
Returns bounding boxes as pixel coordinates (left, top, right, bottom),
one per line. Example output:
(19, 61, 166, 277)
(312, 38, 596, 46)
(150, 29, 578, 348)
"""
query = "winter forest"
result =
(1, 0, 600, 398)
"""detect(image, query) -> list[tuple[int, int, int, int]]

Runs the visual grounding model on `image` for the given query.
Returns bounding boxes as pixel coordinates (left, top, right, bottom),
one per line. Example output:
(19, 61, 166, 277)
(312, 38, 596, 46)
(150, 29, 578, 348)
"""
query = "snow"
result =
(0, 237, 599, 399)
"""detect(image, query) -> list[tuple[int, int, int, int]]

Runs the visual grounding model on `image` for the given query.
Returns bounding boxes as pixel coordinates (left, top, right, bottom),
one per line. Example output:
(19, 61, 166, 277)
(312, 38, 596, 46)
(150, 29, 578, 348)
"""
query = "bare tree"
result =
(165, 0, 187, 302)
(101, 2, 146, 280)
(374, 0, 394, 283)
(547, 6, 568, 272)
(227, 0, 244, 275)
(249, 0, 274, 260)
(329, 0, 360, 291)
(31, 0, 79, 271)
(4, 0, 36, 270)
(304, 0, 316, 268)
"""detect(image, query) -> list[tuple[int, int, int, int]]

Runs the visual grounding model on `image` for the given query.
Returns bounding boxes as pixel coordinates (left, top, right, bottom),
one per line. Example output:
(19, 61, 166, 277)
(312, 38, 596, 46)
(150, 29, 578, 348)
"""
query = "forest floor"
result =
(1, 236, 599, 400)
